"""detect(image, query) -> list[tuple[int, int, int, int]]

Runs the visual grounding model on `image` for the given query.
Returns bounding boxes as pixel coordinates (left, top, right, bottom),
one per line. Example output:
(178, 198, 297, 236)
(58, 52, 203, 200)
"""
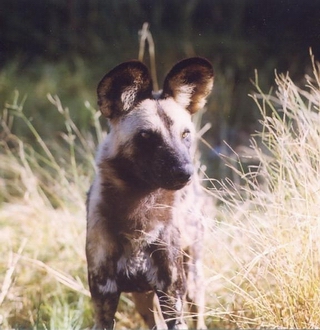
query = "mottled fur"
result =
(86, 58, 214, 329)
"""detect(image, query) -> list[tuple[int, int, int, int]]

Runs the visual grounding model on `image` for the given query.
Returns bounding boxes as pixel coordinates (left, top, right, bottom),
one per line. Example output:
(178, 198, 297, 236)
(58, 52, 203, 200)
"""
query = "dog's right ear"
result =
(97, 61, 153, 119)
(161, 57, 213, 114)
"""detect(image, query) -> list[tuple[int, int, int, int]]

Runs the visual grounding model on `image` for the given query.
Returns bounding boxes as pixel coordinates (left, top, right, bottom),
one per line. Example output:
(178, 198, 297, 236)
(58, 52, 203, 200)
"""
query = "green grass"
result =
(2, 54, 320, 329)
(0, 58, 98, 141)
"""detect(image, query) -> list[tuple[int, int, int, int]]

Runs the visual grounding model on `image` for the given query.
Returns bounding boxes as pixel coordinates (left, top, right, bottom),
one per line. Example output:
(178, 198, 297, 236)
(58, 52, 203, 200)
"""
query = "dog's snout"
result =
(172, 163, 193, 183)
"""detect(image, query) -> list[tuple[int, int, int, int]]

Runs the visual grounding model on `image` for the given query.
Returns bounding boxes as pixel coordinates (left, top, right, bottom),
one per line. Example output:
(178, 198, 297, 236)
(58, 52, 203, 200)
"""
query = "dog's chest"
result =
(115, 225, 165, 292)
(116, 243, 161, 292)
(117, 248, 151, 276)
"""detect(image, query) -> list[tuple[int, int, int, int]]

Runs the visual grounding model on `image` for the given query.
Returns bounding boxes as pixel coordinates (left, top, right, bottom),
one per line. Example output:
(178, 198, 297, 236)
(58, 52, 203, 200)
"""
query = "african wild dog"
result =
(86, 57, 214, 329)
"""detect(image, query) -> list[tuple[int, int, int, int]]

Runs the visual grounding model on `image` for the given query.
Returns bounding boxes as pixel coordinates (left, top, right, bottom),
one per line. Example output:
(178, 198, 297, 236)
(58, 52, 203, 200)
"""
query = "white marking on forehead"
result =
(122, 99, 163, 133)
(157, 98, 194, 129)
(122, 98, 194, 137)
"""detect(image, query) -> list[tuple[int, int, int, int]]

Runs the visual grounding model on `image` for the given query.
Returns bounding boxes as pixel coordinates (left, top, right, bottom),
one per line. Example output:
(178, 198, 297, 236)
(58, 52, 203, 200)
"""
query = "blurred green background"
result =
(1, 0, 320, 177)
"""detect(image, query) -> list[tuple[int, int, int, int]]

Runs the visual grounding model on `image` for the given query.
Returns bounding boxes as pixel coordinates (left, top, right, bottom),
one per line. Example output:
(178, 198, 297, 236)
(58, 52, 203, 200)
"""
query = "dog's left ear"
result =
(97, 61, 153, 119)
(161, 57, 214, 114)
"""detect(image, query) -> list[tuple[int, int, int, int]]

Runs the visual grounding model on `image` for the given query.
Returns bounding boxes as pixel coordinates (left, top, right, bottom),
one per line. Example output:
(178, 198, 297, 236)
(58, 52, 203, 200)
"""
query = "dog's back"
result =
(86, 58, 213, 329)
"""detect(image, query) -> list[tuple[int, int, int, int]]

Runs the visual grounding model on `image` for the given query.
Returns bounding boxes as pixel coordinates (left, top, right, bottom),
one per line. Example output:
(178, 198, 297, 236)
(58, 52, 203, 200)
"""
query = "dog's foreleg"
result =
(132, 291, 159, 329)
(91, 289, 120, 329)
(88, 267, 120, 330)
(157, 289, 187, 330)
(185, 244, 207, 330)
(155, 261, 187, 330)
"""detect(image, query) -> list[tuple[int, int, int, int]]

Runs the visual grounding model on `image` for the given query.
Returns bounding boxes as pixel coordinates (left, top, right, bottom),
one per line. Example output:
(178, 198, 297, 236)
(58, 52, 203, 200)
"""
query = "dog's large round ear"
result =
(161, 57, 214, 114)
(97, 61, 153, 119)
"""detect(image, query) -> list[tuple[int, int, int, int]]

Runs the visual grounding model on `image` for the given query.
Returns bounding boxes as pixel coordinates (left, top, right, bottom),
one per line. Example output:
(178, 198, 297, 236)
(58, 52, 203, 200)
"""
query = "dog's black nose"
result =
(172, 164, 193, 183)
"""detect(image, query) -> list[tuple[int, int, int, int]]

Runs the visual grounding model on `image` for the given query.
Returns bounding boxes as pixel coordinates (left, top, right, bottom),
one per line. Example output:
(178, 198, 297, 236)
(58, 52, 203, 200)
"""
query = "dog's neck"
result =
(97, 165, 176, 237)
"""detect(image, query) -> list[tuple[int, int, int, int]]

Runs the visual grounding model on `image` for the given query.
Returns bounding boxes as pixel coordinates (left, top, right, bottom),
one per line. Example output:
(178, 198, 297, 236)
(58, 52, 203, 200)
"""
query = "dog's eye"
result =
(137, 130, 162, 147)
(139, 130, 151, 139)
(182, 130, 190, 139)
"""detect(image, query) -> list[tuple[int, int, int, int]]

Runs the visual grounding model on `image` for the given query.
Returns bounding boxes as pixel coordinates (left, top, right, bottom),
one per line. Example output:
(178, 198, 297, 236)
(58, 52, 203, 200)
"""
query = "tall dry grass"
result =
(204, 53, 320, 329)
(0, 92, 95, 328)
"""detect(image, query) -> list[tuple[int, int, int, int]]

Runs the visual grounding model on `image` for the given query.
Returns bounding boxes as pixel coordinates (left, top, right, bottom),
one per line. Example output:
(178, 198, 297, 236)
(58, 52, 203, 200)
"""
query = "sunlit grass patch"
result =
(204, 54, 320, 329)
(0, 94, 94, 328)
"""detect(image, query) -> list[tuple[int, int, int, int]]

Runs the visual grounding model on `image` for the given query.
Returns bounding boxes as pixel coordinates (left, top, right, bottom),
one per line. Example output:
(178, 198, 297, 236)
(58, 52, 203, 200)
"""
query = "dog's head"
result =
(97, 58, 214, 190)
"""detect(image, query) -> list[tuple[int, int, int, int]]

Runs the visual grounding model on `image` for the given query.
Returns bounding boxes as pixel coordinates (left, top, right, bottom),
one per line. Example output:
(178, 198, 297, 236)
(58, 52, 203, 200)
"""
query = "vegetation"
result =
(2, 50, 320, 329)
(204, 52, 320, 328)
